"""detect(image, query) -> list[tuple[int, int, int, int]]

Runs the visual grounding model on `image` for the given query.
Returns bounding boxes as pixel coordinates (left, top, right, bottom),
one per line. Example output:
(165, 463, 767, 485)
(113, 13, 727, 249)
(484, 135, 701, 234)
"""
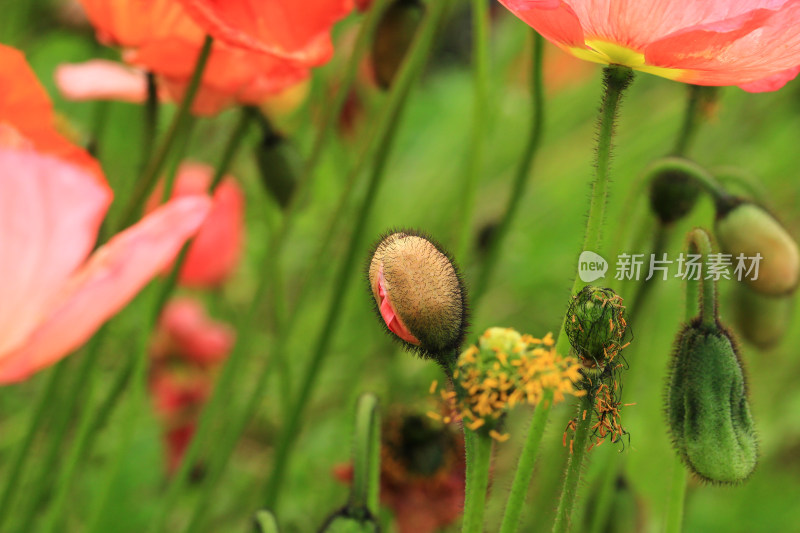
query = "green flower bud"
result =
(371, 0, 424, 90)
(666, 320, 758, 484)
(254, 126, 301, 209)
(648, 168, 701, 224)
(715, 201, 800, 296)
(565, 286, 630, 374)
(732, 283, 794, 350)
(367, 230, 468, 363)
(318, 513, 378, 533)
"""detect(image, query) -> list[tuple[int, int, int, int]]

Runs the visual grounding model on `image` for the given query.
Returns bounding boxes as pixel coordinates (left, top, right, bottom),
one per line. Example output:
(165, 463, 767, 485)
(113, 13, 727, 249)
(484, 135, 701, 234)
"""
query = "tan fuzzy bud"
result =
(368, 230, 467, 361)
(715, 203, 799, 295)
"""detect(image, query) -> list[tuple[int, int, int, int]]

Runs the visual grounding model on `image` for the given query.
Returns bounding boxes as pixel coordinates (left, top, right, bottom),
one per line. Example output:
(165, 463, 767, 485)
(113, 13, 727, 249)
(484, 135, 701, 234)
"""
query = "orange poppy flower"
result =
(176, 0, 354, 65)
(0, 44, 103, 180)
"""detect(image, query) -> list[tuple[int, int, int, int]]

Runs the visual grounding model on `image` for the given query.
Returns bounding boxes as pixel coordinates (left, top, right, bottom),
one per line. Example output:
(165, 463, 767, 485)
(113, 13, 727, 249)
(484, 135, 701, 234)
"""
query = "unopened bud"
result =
(648, 168, 701, 224)
(371, 0, 424, 90)
(565, 286, 630, 374)
(254, 125, 300, 210)
(732, 283, 794, 350)
(367, 230, 467, 362)
(318, 513, 378, 533)
(715, 202, 799, 295)
(666, 320, 757, 484)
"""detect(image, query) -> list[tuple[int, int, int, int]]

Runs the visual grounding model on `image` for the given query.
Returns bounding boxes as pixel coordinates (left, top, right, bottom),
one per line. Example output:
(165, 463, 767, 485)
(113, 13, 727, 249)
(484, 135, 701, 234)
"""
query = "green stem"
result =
(0, 362, 67, 530)
(665, 457, 689, 533)
(454, 0, 490, 258)
(254, 510, 281, 533)
(686, 228, 715, 327)
(582, 66, 634, 255)
(552, 388, 596, 533)
(586, 454, 619, 533)
(499, 389, 554, 533)
(349, 394, 381, 517)
(472, 31, 544, 302)
(116, 35, 213, 231)
(462, 429, 493, 533)
(141, 72, 159, 172)
(672, 85, 703, 156)
(261, 0, 453, 511)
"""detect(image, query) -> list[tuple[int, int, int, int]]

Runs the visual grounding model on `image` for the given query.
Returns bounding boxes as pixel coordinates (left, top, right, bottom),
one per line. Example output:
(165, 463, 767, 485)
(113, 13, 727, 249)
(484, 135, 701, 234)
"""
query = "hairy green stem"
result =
(462, 430, 493, 533)
(454, 0, 491, 258)
(552, 389, 596, 533)
(499, 388, 554, 533)
(472, 31, 544, 302)
(116, 35, 213, 231)
(261, 0, 453, 510)
(686, 228, 714, 326)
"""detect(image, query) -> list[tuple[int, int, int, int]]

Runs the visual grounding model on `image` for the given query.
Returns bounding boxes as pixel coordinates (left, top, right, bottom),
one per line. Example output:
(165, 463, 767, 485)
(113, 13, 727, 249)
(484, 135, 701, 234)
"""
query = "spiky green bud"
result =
(666, 320, 757, 484)
(564, 286, 629, 374)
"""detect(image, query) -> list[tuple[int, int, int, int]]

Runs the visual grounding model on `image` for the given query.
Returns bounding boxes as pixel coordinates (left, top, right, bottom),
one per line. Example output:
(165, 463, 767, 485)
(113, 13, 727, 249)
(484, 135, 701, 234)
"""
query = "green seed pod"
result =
(565, 286, 630, 374)
(732, 283, 794, 350)
(318, 512, 378, 533)
(367, 230, 468, 363)
(371, 0, 424, 90)
(715, 201, 800, 296)
(254, 129, 301, 209)
(666, 320, 758, 484)
(648, 168, 701, 224)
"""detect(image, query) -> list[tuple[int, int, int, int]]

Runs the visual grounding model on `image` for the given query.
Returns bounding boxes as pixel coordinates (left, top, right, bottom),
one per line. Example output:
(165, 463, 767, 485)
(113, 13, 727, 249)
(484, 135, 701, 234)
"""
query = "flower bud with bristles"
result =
(565, 286, 630, 375)
(367, 230, 468, 364)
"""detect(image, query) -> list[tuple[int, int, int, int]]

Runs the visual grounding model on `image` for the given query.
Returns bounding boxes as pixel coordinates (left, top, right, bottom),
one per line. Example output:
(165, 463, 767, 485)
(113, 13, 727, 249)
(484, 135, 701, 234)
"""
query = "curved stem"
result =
(261, 0, 453, 511)
(499, 389, 554, 533)
(686, 228, 715, 327)
(552, 388, 596, 533)
(462, 430, 493, 533)
(116, 35, 213, 232)
(454, 0, 491, 258)
(641, 156, 730, 208)
(472, 31, 544, 302)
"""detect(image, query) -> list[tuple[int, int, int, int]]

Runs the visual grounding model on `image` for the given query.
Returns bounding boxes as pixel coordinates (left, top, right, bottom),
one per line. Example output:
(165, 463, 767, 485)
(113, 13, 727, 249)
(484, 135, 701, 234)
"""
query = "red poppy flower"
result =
(175, 0, 354, 65)
(498, 0, 800, 91)
(152, 298, 235, 366)
(0, 44, 102, 180)
(146, 162, 244, 286)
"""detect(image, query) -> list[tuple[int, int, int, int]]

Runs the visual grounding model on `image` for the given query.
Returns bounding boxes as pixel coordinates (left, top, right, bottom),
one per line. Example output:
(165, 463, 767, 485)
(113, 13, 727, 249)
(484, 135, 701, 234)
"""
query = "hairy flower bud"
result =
(732, 283, 794, 350)
(367, 230, 467, 362)
(648, 168, 701, 224)
(565, 286, 630, 374)
(715, 201, 799, 296)
(666, 320, 758, 484)
(371, 0, 424, 90)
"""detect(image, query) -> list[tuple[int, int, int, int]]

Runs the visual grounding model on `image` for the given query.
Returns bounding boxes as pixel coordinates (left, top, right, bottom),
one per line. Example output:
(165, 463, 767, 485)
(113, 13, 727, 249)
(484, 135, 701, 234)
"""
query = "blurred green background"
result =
(3, 1, 800, 532)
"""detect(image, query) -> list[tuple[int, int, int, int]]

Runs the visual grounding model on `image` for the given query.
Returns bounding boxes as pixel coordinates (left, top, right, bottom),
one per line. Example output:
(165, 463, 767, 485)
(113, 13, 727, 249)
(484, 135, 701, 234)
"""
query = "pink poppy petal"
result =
(0, 148, 111, 357)
(498, 1, 585, 48)
(738, 65, 800, 92)
(645, 1, 800, 86)
(0, 196, 211, 384)
(55, 60, 148, 103)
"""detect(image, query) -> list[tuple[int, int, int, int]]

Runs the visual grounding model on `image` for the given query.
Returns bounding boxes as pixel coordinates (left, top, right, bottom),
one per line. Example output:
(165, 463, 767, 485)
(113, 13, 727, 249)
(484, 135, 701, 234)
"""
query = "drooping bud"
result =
(371, 0, 424, 90)
(447, 327, 583, 440)
(565, 286, 630, 374)
(666, 319, 758, 484)
(648, 168, 701, 224)
(715, 201, 799, 296)
(367, 230, 468, 362)
(732, 283, 794, 350)
(254, 118, 300, 209)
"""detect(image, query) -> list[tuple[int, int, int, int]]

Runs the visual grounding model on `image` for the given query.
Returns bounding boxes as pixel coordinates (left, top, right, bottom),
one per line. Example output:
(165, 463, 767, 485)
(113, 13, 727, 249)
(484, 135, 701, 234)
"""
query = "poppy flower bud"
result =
(367, 230, 467, 362)
(318, 513, 378, 533)
(565, 286, 630, 374)
(732, 283, 794, 350)
(715, 201, 799, 296)
(371, 0, 424, 90)
(254, 127, 300, 210)
(666, 320, 757, 484)
(648, 168, 701, 224)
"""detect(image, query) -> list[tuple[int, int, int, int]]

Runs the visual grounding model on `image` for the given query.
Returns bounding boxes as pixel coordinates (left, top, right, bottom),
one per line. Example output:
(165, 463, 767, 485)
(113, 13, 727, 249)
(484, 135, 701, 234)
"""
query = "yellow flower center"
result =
(567, 40, 685, 81)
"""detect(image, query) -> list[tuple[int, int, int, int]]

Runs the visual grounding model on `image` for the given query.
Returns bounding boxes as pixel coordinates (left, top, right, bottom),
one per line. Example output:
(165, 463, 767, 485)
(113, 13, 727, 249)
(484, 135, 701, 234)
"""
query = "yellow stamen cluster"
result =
(431, 327, 584, 442)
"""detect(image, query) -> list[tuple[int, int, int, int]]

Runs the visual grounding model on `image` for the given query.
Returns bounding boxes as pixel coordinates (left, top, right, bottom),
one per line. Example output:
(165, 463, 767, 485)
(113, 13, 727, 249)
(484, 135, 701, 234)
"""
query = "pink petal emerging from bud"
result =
(55, 60, 148, 103)
(378, 267, 420, 345)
